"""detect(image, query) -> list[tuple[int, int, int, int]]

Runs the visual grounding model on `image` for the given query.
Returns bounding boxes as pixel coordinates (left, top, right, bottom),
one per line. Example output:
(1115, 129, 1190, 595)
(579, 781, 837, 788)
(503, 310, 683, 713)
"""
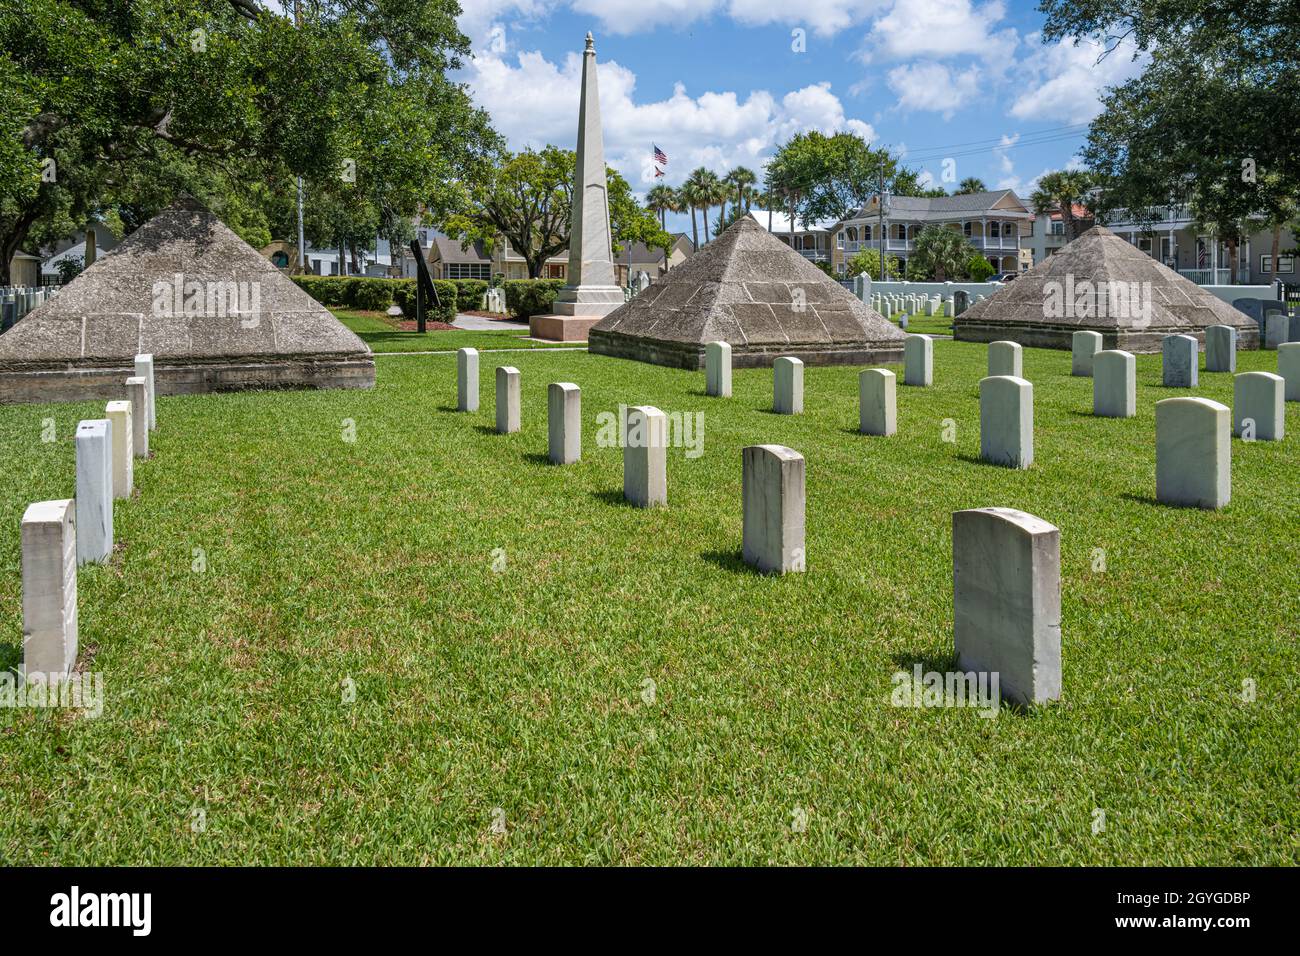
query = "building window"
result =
(546, 263, 566, 279)
(989, 222, 1000, 238)
(1050, 220, 1064, 236)
(963, 222, 973, 238)
(446, 263, 491, 280)
(1262, 255, 1294, 274)
(863, 225, 872, 241)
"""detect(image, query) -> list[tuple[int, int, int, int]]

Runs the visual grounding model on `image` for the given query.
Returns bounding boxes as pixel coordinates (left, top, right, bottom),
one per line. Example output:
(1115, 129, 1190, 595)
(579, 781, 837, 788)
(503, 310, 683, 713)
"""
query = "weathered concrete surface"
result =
(1205, 325, 1238, 373)
(1162, 334, 1199, 387)
(457, 348, 479, 412)
(859, 368, 896, 436)
(495, 366, 520, 434)
(125, 377, 149, 458)
(1093, 349, 1136, 418)
(773, 356, 803, 414)
(988, 340, 1022, 378)
(742, 444, 805, 574)
(1071, 330, 1102, 376)
(1233, 371, 1285, 441)
(589, 216, 905, 369)
(74, 419, 113, 565)
(21, 499, 78, 680)
(1156, 397, 1230, 509)
(706, 341, 732, 397)
(979, 375, 1033, 469)
(0, 197, 374, 404)
(623, 405, 667, 507)
(954, 227, 1258, 352)
(548, 382, 581, 464)
(953, 507, 1061, 706)
(104, 401, 134, 498)
(1279, 343, 1300, 401)
(904, 334, 933, 387)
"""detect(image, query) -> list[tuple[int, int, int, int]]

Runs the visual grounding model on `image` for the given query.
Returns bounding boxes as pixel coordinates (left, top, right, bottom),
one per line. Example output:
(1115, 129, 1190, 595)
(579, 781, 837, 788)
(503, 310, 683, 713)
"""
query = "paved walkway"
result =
(375, 346, 588, 356)
(452, 313, 527, 331)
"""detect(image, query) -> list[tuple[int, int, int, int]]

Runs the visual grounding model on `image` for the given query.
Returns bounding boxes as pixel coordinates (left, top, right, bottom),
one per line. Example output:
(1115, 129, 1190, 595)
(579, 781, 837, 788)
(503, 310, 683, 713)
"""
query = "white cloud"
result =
(466, 48, 876, 189)
(1010, 34, 1147, 123)
(885, 63, 982, 119)
(567, 0, 885, 37)
(860, 0, 1018, 64)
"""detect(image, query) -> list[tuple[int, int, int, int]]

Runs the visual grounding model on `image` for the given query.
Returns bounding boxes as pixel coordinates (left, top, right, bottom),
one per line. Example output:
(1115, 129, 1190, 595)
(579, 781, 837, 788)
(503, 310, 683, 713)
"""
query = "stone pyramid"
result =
(954, 225, 1259, 352)
(0, 198, 374, 403)
(588, 215, 906, 368)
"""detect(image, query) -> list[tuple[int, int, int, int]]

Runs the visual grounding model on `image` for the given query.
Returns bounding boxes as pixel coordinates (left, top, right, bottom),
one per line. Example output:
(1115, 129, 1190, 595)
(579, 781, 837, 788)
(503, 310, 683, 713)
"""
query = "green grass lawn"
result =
(336, 310, 578, 354)
(882, 306, 953, 336)
(0, 341, 1296, 865)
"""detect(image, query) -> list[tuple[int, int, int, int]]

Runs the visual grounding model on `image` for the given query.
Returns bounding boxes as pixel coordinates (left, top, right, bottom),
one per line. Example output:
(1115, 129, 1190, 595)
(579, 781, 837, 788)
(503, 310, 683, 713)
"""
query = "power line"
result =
(891, 122, 1091, 155)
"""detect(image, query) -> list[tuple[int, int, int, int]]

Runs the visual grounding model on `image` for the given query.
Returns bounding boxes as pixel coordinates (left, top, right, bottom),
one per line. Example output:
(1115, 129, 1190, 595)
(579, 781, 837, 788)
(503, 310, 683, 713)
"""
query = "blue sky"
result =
(455, 1, 1145, 229)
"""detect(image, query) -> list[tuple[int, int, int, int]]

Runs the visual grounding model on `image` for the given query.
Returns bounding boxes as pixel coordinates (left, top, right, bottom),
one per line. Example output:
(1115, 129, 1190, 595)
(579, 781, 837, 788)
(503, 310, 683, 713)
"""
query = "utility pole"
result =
(878, 155, 887, 283)
(294, 0, 305, 273)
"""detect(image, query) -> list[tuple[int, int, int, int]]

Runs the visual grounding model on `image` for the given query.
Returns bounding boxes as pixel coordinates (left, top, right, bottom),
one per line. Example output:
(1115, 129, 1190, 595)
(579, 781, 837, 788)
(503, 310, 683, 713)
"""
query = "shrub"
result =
(504, 278, 565, 320)
(350, 280, 393, 312)
(966, 255, 996, 282)
(452, 279, 488, 312)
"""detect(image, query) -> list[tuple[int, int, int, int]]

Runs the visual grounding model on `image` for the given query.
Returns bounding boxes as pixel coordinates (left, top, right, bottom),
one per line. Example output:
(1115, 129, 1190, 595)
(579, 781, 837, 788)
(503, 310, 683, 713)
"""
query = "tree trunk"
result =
(702, 206, 710, 244)
(690, 207, 698, 251)
(768, 207, 773, 231)
(719, 198, 727, 232)
(1227, 237, 1238, 284)
(1271, 224, 1281, 288)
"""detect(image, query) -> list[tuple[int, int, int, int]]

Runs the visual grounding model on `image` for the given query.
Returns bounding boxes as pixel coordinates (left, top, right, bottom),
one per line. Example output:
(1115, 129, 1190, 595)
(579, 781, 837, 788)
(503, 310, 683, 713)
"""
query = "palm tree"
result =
(956, 177, 987, 195)
(686, 168, 723, 246)
(1030, 170, 1095, 240)
(912, 225, 979, 281)
(645, 184, 680, 272)
(727, 166, 758, 217)
(681, 169, 711, 251)
(645, 184, 678, 230)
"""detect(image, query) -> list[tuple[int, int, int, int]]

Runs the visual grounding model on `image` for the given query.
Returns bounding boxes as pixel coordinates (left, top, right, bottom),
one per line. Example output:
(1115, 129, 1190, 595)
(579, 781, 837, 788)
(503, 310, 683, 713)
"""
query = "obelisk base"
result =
(530, 288, 623, 342)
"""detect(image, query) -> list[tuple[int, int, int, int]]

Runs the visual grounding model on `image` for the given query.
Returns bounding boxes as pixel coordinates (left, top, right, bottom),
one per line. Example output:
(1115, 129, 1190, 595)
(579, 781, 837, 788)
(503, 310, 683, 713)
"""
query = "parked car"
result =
(993, 272, 1020, 283)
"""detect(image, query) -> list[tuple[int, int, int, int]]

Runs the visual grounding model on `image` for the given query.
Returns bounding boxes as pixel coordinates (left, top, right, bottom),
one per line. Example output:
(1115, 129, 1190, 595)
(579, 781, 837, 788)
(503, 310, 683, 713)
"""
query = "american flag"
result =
(654, 167, 665, 178)
(653, 144, 668, 165)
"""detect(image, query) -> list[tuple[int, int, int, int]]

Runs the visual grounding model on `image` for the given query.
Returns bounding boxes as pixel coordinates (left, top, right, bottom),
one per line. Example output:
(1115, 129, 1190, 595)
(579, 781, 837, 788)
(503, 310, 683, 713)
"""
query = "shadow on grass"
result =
(435, 403, 459, 413)
(0, 644, 19, 674)
(1120, 491, 1192, 509)
(591, 489, 633, 508)
(701, 548, 765, 576)
(891, 649, 958, 672)
(954, 452, 1022, 469)
(522, 452, 554, 466)
(473, 424, 503, 436)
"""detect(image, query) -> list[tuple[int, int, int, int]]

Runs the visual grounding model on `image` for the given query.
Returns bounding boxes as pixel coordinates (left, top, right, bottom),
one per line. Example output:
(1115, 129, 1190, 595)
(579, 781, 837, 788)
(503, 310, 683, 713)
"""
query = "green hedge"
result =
(293, 275, 455, 324)
(451, 279, 488, 312)
(504, 279, 566, 320)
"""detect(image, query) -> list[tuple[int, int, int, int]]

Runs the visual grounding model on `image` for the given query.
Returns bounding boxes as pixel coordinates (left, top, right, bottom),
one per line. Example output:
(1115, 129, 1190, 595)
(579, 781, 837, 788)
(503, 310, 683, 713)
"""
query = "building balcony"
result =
(1179, 267, 1252, 286)
(798, 249, 830, 261)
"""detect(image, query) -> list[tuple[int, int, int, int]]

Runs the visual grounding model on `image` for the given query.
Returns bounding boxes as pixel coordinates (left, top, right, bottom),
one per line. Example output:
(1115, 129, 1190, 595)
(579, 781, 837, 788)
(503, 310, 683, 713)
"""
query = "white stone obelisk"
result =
(530, 33, 623, 342)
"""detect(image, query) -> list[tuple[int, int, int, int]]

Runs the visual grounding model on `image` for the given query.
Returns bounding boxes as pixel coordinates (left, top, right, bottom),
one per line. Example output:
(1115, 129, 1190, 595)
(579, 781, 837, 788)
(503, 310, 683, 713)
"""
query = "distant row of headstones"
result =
(442, 343, 1024, 707)
(1, 286, 60, 332)
(19, 355, 157, 684)
(871, 292, 979, 318)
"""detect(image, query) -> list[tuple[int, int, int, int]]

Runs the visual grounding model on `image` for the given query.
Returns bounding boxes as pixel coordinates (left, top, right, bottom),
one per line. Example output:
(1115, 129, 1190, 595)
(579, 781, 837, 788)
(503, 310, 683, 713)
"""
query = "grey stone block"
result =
(457, 347, 479, 412)
(904, 334, 932, 386)
(988, 340, 1022, 378)
(859, 368, 896, 436)
(21, 498, 78, 681)
(495, 366, 520, 434)
(1279, 343, 1300, 401)
(742, 444, 805, 574)
(1156, 397, 1230, 509)
(773, 356, 803, 414)
(1071, 330, 1102, 376)
(1205, 325, 1237, 373)
(623, 405, 667, 507)
(75, 419, 113, 565)
(547, 382, 581, 464)
(104, 400, 134, 498)
(705, 341, 732, 397)
(125, 378, 149, 458)
(1162, 334, 1199, 387)
(979, 375, 1033, 469)
(1093, 349, 1136, 418)
(134, 353, 156, 430)
(1233, 371, 1285, 441)
(1264, 313, 1288, 350)
(953, 507, 1061, 706)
